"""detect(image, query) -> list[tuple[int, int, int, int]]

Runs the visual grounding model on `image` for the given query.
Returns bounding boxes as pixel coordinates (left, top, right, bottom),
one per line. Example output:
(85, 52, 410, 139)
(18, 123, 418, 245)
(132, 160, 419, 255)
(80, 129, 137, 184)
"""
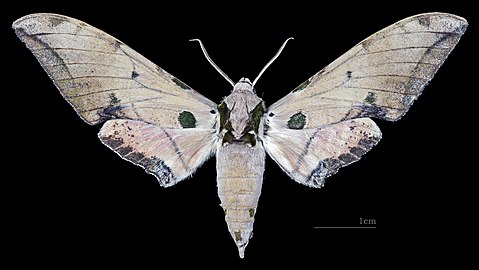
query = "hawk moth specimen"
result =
(13, 13, 467, 257)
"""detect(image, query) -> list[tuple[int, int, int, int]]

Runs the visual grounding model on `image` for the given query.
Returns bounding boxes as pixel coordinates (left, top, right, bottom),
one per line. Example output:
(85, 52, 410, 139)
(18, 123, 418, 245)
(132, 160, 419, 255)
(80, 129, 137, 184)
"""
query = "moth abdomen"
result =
(216, 144, 265, 258)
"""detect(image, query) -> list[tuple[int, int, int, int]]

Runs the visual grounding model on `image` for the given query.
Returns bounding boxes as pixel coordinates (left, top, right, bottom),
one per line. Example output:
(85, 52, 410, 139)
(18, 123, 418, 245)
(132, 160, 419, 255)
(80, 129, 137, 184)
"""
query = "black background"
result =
(4, 0, 476, 267)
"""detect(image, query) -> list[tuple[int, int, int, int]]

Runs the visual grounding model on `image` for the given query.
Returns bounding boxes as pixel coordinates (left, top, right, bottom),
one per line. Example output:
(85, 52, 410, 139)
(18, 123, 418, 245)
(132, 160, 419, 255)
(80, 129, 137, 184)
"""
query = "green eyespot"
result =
(178, 111, 196, 128)
(287, 112, 306, 129)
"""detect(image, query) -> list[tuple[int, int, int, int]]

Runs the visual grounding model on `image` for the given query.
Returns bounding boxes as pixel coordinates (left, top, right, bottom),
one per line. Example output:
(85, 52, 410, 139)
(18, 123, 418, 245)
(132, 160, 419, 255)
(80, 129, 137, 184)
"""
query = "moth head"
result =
(233, 78, 254, 93)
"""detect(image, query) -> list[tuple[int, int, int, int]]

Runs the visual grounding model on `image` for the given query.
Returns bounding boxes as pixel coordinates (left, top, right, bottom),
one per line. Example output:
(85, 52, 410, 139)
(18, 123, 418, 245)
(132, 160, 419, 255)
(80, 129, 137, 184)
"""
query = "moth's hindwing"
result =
(263, 118, 381, 187)
(99, 120, 217, 186)
(12, 13, 217, 129)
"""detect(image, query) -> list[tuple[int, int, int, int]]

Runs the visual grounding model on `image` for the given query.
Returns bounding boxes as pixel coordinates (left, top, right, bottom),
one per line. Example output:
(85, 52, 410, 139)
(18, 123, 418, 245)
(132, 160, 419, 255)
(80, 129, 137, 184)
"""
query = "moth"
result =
(13, 13, 467, 258)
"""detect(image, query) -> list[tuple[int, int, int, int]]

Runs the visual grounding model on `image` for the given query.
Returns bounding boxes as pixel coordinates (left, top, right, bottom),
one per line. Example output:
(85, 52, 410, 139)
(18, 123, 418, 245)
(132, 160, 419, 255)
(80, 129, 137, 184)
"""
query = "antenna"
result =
(190, 39, 235, 87)
(252, 37, 294, 87)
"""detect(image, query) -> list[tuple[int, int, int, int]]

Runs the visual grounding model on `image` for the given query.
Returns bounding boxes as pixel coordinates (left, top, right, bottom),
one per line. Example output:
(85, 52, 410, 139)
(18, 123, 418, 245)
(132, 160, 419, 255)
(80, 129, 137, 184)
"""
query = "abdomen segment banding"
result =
(216, 143, 265, 258)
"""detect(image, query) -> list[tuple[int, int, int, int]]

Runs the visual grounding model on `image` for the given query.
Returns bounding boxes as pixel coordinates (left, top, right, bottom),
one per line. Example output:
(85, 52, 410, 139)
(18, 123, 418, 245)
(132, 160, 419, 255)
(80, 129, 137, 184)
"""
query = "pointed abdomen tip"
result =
(238, 245, 245, 258)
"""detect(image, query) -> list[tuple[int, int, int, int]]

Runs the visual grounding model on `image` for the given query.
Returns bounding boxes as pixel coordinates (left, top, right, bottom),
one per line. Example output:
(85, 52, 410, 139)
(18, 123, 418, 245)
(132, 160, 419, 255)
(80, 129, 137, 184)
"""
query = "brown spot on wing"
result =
(418, 16, 431, 27)
(338, 153, 356, 164)
(350, 146, 367, 157)
(126, 152, 146, 163)
(100, 135, 124, 149)
(48, 16, 68, 27)
(308, 158, 342, 187)
(116, 145, 133, 156)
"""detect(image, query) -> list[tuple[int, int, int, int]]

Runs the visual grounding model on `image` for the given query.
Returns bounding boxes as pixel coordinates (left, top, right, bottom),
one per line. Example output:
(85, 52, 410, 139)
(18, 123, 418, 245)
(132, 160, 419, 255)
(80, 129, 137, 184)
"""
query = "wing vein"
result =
(31, 47, 125, 56)
(362, 61, 437, 67)
(78, 96, 164, 113)
(383, 30, 463, 37)
(47, 62, 129, 70)
(357, 46, 449, 56)
(317, 96, 402, 110)
(56, 75, 132, 81)
(355, 74, 428, 80)
(65, 86, 158, 98)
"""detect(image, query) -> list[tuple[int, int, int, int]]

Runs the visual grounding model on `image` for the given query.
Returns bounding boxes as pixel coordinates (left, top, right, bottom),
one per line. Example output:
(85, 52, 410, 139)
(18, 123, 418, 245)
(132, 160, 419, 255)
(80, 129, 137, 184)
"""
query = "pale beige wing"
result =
(98, 120, 217, 186)
(13, 13, 217, 129)
(267, 13, 467, 130)
(262, 118, 381, 188)
(263, 13, 466, 188)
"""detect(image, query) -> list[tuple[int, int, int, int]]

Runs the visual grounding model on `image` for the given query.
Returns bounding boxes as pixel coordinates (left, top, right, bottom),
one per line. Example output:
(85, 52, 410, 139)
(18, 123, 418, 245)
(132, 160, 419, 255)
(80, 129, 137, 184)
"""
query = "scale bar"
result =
(314, 226, 376, 229)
